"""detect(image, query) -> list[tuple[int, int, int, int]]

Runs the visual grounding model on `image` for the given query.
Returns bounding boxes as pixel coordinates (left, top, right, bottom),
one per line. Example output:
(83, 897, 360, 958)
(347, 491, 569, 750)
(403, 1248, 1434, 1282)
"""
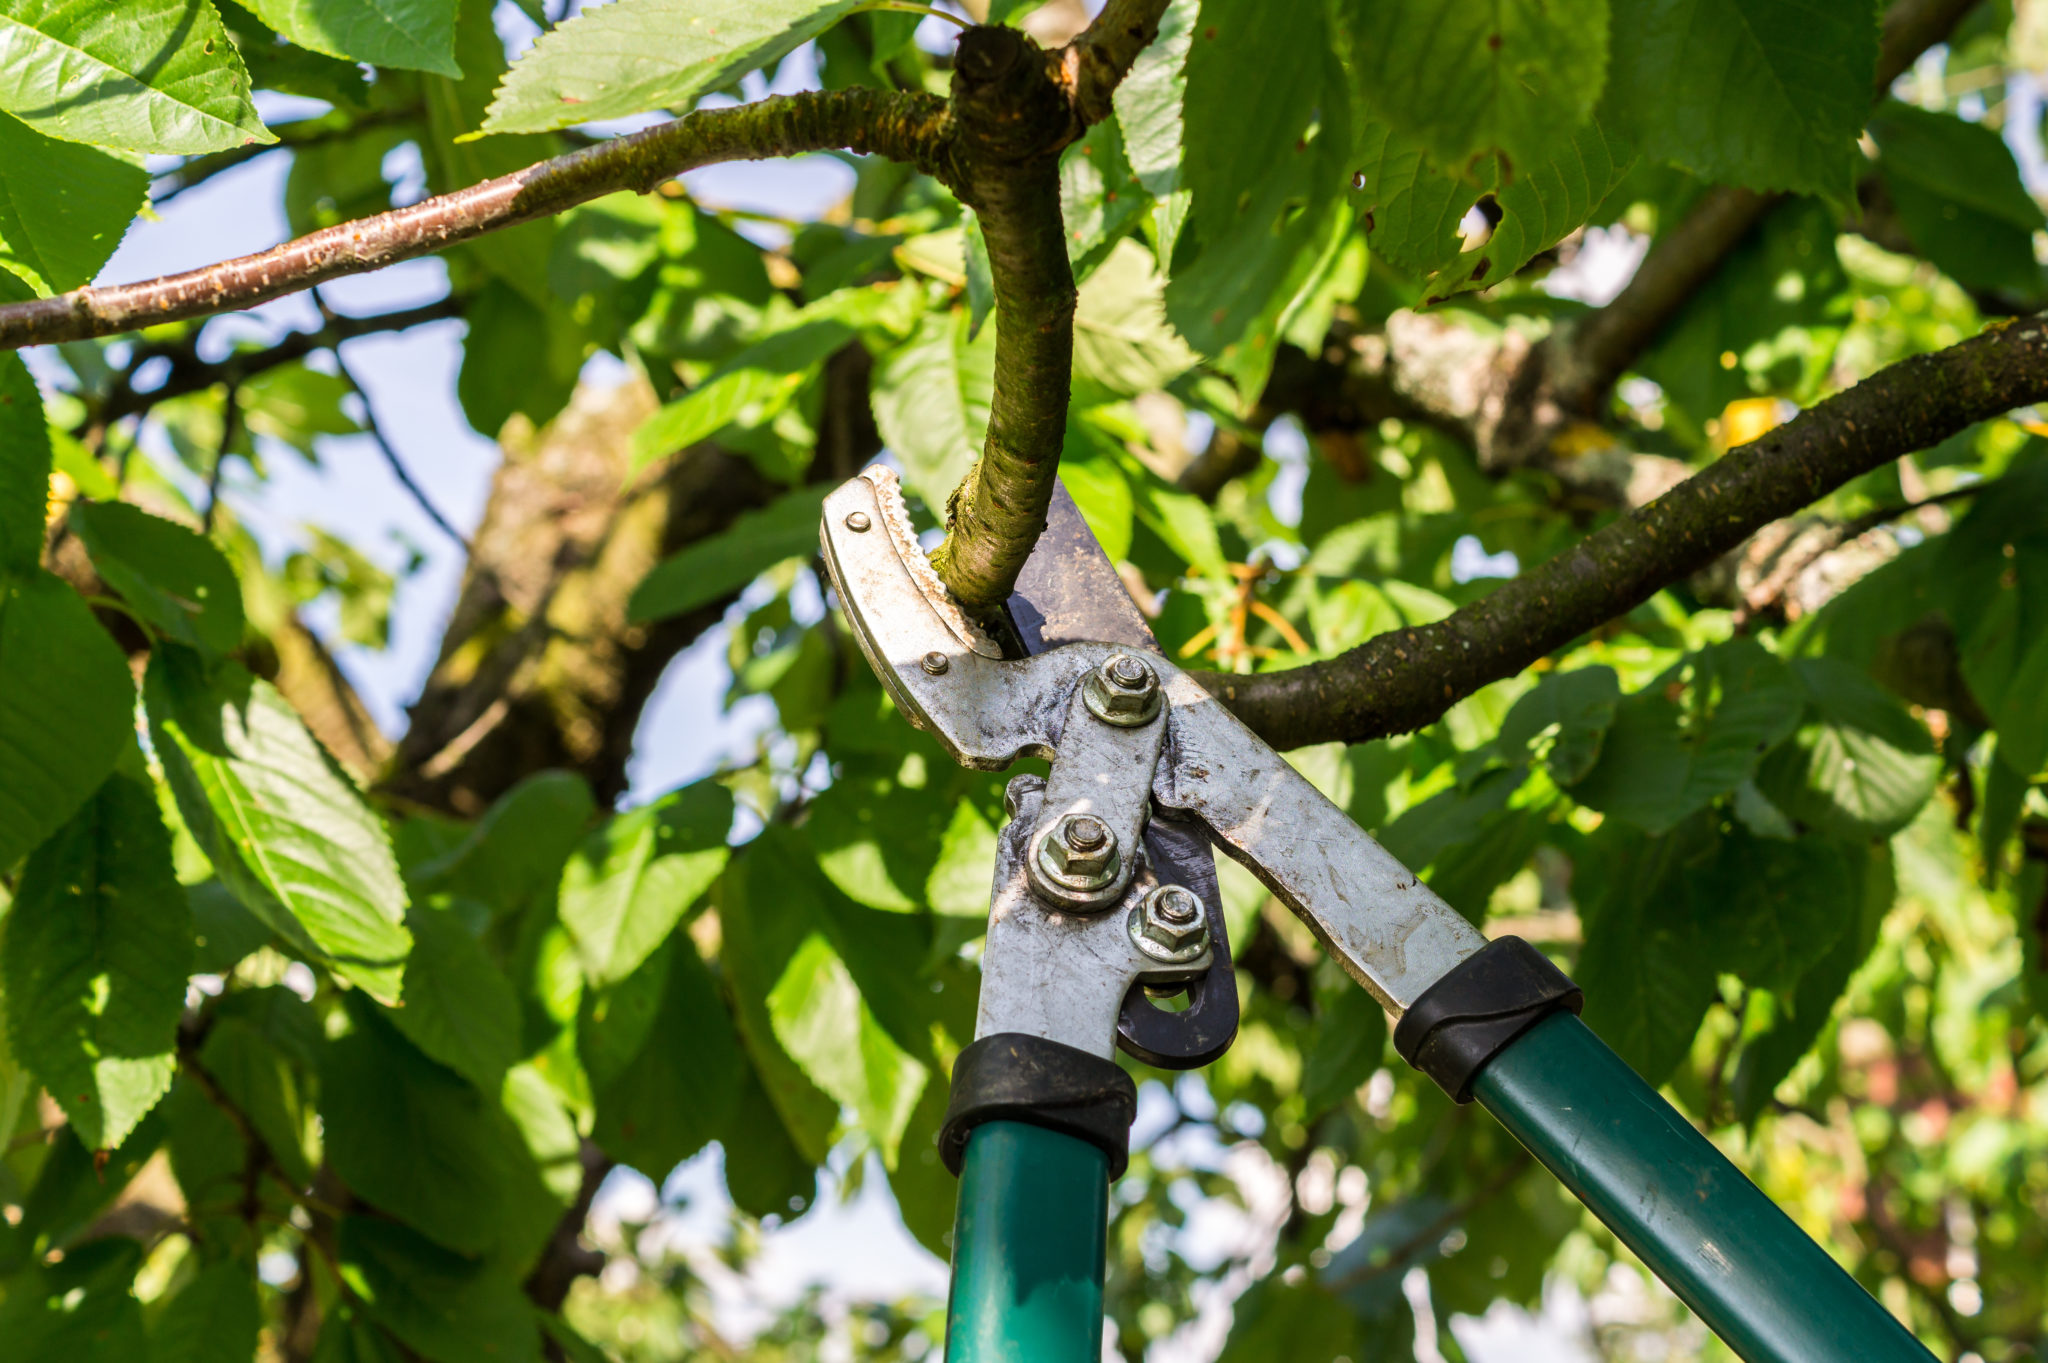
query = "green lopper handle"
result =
(1472, 1012, 1936, 1363)
(945, 1121, 1109, 1363)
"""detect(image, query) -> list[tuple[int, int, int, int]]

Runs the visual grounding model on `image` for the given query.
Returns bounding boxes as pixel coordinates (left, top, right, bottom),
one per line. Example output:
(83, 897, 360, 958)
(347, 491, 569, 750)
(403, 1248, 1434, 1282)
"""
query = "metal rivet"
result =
(920, 651, 950, 675)
(845, 511, 871, 532)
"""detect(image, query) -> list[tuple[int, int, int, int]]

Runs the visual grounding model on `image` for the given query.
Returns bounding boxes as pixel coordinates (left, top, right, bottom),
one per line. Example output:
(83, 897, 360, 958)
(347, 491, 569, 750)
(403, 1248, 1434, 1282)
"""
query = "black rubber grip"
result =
(1392, 936, 1584, 1102)
(939, 1033, 1138, 1178)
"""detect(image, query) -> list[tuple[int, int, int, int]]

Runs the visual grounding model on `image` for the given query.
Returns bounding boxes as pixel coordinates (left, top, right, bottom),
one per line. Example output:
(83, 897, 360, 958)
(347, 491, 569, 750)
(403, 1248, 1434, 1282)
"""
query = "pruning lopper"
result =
(819, 468, 1934, 1363)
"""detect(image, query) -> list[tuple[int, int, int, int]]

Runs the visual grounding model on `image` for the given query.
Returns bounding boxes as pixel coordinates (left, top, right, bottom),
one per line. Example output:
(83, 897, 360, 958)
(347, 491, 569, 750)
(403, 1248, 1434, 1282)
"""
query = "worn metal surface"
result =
(822, 466, 1485, 1018)
(1025, 673, 1167, 910)
(976, 785, 1210, 1057)
(1007, 481, 1155, 654)
(1153, 671, 1486, 1013)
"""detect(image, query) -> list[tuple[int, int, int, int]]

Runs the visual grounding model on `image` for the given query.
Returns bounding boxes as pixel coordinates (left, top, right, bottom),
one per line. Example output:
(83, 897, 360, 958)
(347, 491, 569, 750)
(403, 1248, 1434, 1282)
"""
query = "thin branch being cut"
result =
(1204, 318, 2048, 750)
(0, 88, 950, 351)
(924, 4, 1169, 614)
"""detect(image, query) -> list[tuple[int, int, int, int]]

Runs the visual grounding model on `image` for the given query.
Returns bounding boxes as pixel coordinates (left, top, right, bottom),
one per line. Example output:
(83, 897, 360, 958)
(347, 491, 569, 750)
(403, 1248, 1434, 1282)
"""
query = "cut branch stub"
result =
(927, 25, 1081, 618)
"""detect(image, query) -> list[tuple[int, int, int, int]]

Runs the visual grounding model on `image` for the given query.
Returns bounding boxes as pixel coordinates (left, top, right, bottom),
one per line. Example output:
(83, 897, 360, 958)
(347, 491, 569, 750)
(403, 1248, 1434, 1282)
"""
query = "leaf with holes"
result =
(481, 0, 865, 136)
(0, 0, 272, 154)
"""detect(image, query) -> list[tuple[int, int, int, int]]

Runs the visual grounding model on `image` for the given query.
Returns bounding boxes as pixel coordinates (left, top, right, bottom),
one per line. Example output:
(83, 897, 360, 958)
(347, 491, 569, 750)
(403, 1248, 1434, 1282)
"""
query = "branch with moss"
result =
(0, 87, 951, 351)
(1204, 317, 2048, 750)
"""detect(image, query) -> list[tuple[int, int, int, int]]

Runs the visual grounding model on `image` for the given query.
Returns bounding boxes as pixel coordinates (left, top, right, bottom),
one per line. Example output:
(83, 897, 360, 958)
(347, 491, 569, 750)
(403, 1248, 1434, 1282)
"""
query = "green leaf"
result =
(2, 768, 190, 1148)
(1357, 117, 1634, 300)
(0, 350, 52, 573)
(631, 319, 855, 471)
(1573, 819, 1719, 1082)
(589, 933, 742, 1178)
(0, 113, 145, 296)
(1571, 641, 1802, 833)
(422, 0, 558, 305)
(1218, 1278, 1359, 1363)
(0, 0, 273, 154)
(1755, 658, 1941, 838)
(558, 781, 731, 988)
(455, 281, 580, 438)
(500, 1061, 584, 1205)
(0, 571, 135, 871)
(336, 1217, 540, 1363)
(1073, 239, 1199, 397)
(226, 0, 459, 75)
(1691, 826, 1850, 992)
(1060, 116, 1149, 280)
(925, 797, 999, 917)
(870, 306, 996, 512)
(406, 770, 595, 916)
(1337, 0, 1609, 171)
(1731, 843, 1889, 1122)
(1301, 973, 1387, 1118)
(145, 650, 412, 1003)
(68, 500, 245, 659)
(714, 827, 850, 1163)
(321, 1006, 556, 1261)
(1603, 0, 1876, 200)
(1173, 0, 1352, 379)
(0, 1239, 147, 1360)
(481, 0, 864, 136)
(1496, 665, 1620, 784)
(1112, 0, 1195, 196)
(394, 906, 523, 1091)
(196, 1006, 317, 1183)
(150, 1258, 260, 1363)
(717, 1061, 817, 1218)
(766, 932, 927, 1168)
(1868, 101, 2047, 296)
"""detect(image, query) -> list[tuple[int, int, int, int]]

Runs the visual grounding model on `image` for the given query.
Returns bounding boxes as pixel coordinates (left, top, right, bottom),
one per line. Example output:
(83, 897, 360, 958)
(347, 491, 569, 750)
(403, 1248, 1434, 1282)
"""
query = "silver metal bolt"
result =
(1083, 652, 1162, 727)
(921, 650, 950, 675)
(1037, 812, 1120, 887)
(844, 511, 871, 532)
(1131, 884, 1209, 961)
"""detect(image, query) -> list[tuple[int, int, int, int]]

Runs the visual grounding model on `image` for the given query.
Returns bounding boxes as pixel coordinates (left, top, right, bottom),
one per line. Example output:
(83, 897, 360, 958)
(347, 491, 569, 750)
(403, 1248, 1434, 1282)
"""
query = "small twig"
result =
(1734, 478, 1992, 629)
(202, 382, 241, 532)
(314, 291, 471, 552)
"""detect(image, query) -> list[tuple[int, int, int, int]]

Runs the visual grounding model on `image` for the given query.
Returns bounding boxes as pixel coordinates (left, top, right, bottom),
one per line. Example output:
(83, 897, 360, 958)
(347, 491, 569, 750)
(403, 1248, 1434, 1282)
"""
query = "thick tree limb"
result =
(0, 88, 949, 351)
(924, 8, 1167, 613)
(1203, 318, 2048, 750)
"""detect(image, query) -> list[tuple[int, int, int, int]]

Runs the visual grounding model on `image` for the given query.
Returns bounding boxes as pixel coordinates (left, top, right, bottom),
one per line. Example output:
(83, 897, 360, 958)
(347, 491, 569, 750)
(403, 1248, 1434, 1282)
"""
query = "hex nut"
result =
(1131, 885, 1209, 962)
(1082, 652, 1162, 727)
(1036, 812, 1120, 889)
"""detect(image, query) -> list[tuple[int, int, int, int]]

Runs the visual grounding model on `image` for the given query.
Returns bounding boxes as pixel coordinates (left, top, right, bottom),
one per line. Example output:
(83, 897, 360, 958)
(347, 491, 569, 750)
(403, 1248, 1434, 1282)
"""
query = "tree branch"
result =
(1203, 318, 2048, 749)
(0, 88, 950, 351)
(1062, 0, 1174, 125)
